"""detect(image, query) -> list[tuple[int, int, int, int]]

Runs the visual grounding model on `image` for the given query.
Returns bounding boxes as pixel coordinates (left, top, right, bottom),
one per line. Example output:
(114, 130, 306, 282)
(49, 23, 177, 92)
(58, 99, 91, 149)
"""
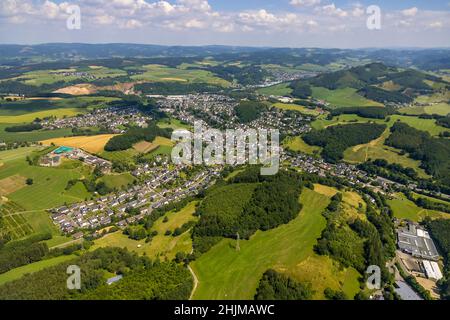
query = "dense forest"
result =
(329, 106, 391, 119)
(289, 82, 312, 99)
(234, 100, 267, 123)
(254, 269, 314, 300)
(0, 247, 192, 300)
(385, 122, 450, 186)
(358, 86, 413, 104)
(192, 168, 303, 255)
(425, 218, 450, 299)
(303, 123, 386, 162)
(5, 123, 43, 132)
(104, 122, 172, 151)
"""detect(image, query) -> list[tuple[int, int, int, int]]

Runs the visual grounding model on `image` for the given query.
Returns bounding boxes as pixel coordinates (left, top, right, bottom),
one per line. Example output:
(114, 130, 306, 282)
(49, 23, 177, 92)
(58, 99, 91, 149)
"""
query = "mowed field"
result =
(311, 87, 383, 108)
(93, 201, 199, 260)
(387, 193, 450, 222)
(41, 134, 118, 154)
(272, 103, 321, 116)
(191, 187, 360, 300)
(283, 136, 321, 155)
(257, 83, 292, 96)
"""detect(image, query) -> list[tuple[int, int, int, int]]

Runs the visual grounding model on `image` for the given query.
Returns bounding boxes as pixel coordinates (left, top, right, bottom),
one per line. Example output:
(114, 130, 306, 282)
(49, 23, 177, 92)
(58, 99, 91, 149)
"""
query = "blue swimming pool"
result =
(54, 146, 74, 154)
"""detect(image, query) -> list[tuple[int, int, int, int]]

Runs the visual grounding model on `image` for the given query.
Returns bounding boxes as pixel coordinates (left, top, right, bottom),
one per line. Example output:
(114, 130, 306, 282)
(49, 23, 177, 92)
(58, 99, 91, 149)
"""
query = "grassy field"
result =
(41, 134, 118, 154)
(311, 87, 383, 108)
(98, 173, 135, 190)
(0, 108, 83, 123)
(93, 202, 198, 260)
(0, 255, 76, 286)
(0, 124, 73, 143)
(100, 148, 139, 162)
(387, 193, 450, 222)
(133, 141, 158, 153)
(283, 136, 321, 155)
(157, 118, 191, 130)
(272, 103, 321, 116)
(0, 148, 92, 211)
(311, 114, 449, 136)
(130, 64, 230, 87)
(343, 129, 430, 178)
(191, 187, 360, 300)
(257, 83, 292, 96)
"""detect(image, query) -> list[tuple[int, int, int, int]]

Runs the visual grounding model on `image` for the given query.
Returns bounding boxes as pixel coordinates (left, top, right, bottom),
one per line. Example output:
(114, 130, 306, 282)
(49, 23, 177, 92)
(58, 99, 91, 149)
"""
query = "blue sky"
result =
(0, 0, 449, 47)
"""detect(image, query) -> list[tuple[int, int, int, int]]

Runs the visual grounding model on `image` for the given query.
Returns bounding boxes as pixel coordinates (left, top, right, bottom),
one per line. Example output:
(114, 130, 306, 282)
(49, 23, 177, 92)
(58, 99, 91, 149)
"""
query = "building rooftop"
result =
(397, 222, 440, 261)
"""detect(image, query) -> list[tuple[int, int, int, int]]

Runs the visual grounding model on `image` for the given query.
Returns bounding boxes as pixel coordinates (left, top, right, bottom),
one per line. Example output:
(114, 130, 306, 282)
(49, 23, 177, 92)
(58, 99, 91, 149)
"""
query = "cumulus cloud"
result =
(289, 0, 321, 7)
(318, 3, 348, 17)
(402, 7, 418, 17)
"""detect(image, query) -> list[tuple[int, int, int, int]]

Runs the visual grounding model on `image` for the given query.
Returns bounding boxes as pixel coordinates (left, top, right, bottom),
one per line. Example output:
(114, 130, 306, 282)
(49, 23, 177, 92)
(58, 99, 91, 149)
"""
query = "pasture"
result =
(257, 83, 292, 96)
(191, 187, 360, 300)
(40, 134, 117, 154)
(283, 136, 321, 155)
(387, 193, 449, 222)
(0, 124, 73, 143)
(272, 103, 321, 116)
(93, 202, 198, 260)
(98, 173, 135, 190)
(311, 87, 383, 108)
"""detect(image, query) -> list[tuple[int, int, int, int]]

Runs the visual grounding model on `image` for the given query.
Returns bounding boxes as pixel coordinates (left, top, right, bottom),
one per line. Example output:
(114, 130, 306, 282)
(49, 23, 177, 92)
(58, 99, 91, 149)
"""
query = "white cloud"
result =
(318, 3, 348, 17)
(428, 21, 443, 29)
(289, 0, 321, 7)
(402, 7, 418, 17)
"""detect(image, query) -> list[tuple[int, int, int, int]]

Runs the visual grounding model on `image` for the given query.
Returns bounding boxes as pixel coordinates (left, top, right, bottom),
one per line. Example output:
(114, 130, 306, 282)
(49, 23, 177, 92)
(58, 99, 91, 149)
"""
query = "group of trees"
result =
(357, 86, 413, 104)
(358, 159, 418, 185)
(386, 122, 450, 186)
(289, 82, 312, 99)
(303, 123, 386, 163)
(104, 122, 172, 151)
(5, 123, 43, 132)
(0, 233, 51, 274)
(329, 106, 392, 119)
(424, 218, 450, 299)
(234, 100, 267, 124)
(255, 269, 314, 300)
(0, 247, 192, 300)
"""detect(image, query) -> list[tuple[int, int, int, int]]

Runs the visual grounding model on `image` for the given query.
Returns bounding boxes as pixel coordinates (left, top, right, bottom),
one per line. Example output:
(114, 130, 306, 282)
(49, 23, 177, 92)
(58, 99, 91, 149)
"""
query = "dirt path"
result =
(188, 265, 199, 300)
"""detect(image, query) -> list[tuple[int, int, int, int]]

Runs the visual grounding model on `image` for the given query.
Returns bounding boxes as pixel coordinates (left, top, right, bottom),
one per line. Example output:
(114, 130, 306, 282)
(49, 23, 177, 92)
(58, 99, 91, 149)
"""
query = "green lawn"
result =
(191, 188, 360, 300)
(157, 118, 191, 130)
(0, 255, 76, 286)
(311, 87, 383, 108)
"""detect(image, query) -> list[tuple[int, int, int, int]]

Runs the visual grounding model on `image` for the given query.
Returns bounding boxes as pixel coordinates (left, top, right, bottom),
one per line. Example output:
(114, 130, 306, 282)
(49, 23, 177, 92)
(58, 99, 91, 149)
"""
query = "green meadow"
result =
(257, 83, 292, 96)
(191, 188, 360, 300)
(387, 193, 450, 222)
(311, 87, 383, 108)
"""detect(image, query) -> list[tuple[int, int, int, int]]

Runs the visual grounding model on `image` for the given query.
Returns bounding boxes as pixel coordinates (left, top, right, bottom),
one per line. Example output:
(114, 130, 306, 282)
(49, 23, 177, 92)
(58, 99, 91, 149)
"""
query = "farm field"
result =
(93, 202, 198, 260)
(100, 148, 139, 162)
(157, 118, 191, 130)
(272, 103, 321, 116)
(130, 64, 230, 87)
(0, 146, 43, 163)
(0, 149, 93, 211)
(283, 136, 321, 155)
(387, 193, 450, 222)
(133, 141, 158, 153)
(257, 83, 292, 96)
(40, 134, 118, 154)
(191, 187, 360, 300)
(0, 255, 76, 286)
(311, 87, 383, 108)
(0, 108, 83, 123)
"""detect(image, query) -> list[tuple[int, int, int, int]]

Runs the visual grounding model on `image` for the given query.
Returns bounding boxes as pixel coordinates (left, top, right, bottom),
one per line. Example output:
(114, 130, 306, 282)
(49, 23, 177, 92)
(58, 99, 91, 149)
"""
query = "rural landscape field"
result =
(0, 0, 449, 312)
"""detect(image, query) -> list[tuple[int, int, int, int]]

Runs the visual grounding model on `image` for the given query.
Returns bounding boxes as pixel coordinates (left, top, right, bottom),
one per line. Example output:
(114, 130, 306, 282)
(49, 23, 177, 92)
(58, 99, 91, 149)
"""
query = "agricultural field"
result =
(130, 64, 230, 87)
(0, 124, 73, 143)
(100, 148, 139, 162)
(40, 134, 118, 154)
(93, 202, 198, 260)
(272, 102, 321, 116)
(311, 87, 383, 108)
(257, 83, 292, 96)
(157, 118, 191, 130)
(133, 141, 158, 153)
(191, 187, 360, 300)
(0, 148, 93, 211)
(387, 193, 450, 222)
(283, 136, 321, 155)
